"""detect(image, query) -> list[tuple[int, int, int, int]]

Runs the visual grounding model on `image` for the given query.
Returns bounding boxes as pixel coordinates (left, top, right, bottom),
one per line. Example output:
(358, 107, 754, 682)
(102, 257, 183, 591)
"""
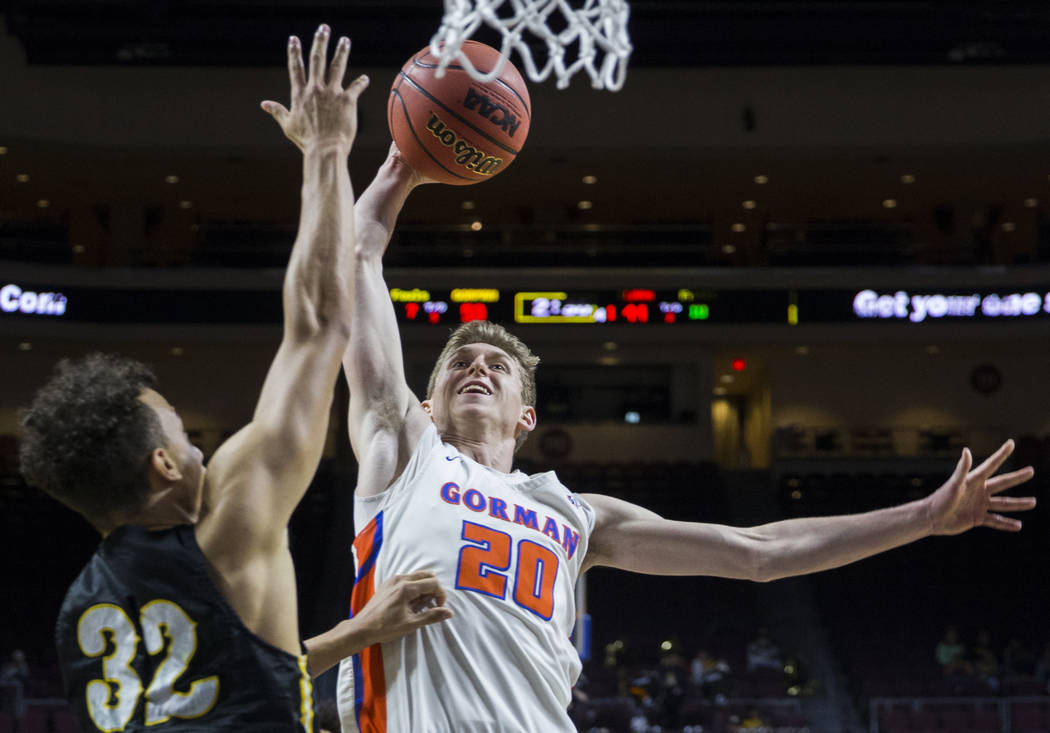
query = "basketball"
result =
(388, 41, 531, 186)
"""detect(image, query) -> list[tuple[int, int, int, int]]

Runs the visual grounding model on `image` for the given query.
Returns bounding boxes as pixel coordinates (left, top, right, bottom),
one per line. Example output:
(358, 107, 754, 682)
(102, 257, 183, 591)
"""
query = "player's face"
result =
(139, 389, 206, 520)
(425, 343, 533, 435)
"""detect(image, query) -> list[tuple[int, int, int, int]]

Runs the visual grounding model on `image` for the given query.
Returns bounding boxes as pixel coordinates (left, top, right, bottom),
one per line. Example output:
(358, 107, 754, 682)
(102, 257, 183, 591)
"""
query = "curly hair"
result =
(19, 353, 165, 525)
(426, 321, 540, 452)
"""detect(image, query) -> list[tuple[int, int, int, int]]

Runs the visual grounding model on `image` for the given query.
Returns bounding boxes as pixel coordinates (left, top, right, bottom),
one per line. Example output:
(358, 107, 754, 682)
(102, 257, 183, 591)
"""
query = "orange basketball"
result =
(388, 41, 531, 186)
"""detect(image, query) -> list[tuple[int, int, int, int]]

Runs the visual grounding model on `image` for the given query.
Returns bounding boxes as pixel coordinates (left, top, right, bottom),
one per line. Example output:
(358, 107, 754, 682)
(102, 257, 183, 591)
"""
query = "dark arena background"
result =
(4, 2, 1050, 732)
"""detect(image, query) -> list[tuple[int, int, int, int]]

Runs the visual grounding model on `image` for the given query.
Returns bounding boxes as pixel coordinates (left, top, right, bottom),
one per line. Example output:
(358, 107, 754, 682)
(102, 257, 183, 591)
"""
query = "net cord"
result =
(428, 0, 631, 91)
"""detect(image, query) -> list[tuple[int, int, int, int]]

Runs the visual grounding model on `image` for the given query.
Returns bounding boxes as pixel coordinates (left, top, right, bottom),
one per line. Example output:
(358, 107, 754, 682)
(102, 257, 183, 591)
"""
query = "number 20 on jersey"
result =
(455, 520, 559, 619)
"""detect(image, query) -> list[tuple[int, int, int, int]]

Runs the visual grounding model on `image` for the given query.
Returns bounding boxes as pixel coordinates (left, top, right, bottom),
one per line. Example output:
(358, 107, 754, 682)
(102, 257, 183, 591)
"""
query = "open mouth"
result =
(458, 382, 492, 396)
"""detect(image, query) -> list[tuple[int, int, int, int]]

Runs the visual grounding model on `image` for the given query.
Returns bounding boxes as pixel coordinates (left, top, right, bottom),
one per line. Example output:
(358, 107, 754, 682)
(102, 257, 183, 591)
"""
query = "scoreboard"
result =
(392, 287, 792, 325)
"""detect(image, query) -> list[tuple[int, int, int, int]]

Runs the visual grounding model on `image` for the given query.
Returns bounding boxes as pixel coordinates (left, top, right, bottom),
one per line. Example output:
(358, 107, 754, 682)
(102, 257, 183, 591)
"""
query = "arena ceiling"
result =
(6, 1, 1050, 68)
(3, 1, 1050, 254)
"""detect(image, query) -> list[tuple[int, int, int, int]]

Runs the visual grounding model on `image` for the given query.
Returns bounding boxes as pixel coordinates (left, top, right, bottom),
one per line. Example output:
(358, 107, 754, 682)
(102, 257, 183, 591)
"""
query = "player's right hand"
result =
(260, 24, 370, 153)
(386, 141, 439, 187)
(355, 571, 454, 645)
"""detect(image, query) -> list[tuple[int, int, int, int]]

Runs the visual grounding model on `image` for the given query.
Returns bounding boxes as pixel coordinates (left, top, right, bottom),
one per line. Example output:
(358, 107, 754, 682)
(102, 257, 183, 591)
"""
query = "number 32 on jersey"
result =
(455, 520, 559, 619)
(77, 600, 219, 731)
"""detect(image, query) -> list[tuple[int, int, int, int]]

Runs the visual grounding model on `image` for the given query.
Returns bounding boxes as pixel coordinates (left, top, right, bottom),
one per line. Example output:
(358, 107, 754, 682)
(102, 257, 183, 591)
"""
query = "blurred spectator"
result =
(0, 650, 30, 719)
(737, 706, 767, 730)
(746, 628, 783, 673)
(971, 629, 1000, 692)
(656, 653, 688, 729)
(0, 650, 29, 685)
(1004, 637, 1037, 681)
(935, 626, 972, 677)
(691, 648, 731, 702)
(567, 681, 591, 729)
(1035, 642, 1050, 692)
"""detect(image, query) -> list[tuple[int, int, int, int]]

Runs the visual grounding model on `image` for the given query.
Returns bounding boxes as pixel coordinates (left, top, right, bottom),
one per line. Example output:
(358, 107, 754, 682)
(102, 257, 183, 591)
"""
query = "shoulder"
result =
(580, 492, 663, 526)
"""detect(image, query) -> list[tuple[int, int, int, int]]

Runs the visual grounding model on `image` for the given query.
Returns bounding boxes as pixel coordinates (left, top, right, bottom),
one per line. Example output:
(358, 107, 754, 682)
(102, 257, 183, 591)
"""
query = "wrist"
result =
(383, 151, 427, 189)
(917, 496, 937, 536)
(303, 139, 352, 157)
(349, 610, 380, 648)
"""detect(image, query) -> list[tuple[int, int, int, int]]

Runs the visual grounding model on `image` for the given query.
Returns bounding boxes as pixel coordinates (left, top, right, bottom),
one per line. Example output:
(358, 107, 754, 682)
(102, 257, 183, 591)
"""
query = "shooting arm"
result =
(344, 150, 432, 495)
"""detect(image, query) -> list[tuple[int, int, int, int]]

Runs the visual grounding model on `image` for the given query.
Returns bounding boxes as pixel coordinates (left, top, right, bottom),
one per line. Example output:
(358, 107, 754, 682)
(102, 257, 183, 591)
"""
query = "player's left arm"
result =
(303, 572, 453, 676)
(582, 440, 1035, 581)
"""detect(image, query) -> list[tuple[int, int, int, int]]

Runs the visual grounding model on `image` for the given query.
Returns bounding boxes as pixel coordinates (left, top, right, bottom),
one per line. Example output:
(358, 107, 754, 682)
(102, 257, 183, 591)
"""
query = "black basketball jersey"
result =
(55, 525, 315, 732)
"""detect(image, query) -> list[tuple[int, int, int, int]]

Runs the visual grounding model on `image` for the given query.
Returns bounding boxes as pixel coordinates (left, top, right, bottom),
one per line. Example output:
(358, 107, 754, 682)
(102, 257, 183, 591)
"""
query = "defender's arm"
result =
(303, 572, 452, 676)
(201, 28, 366, 552)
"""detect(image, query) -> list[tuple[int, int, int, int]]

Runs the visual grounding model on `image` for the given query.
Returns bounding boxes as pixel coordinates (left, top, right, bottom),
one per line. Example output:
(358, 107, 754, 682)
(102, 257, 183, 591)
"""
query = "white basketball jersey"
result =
(337, 424, 594, 733)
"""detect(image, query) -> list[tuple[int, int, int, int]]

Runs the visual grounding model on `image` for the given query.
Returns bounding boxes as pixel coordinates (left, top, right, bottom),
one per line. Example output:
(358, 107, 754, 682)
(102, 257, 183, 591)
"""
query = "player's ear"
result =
(149, 447, 183, 483)
(421, 399, 433, 416)
(517, 406, 537, 433)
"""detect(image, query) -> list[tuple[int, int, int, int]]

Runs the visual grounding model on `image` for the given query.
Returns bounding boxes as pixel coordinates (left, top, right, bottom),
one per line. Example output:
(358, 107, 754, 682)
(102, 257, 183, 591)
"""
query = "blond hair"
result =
(427, 321, 539, 451)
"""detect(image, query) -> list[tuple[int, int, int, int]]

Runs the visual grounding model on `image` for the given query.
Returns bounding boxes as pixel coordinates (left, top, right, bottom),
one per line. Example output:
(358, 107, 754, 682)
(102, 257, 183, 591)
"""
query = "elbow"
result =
(355, 222, 391, 260)
(747, 540, 781, 583)
(285, 304, 350, 342)
(283, 283, 351, 339)
(750, 561, 775, 584)
(353, 240, 385, 265)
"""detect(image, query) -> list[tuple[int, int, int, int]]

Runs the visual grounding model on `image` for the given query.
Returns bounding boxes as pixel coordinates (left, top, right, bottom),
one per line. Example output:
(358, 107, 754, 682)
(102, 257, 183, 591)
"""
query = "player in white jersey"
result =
(336, 147, 1037, 733)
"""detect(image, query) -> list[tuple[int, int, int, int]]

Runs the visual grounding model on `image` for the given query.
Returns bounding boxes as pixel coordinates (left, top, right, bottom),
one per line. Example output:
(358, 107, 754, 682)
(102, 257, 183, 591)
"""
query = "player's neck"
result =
(119, 485, 200, 533)
(443, 431, 516, 473)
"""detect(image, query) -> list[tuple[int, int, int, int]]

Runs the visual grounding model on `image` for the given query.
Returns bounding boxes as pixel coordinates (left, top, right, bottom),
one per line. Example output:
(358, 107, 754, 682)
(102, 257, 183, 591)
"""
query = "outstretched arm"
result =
(304, 572, 453, 676)
(343, 147, 434, 496)
(200, 27, 367, 552)
(583, 440, 1035, 581)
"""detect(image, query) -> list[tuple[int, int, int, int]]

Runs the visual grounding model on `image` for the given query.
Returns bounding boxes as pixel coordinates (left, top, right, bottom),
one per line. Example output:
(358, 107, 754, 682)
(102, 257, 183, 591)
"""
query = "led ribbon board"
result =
(1, 283, 68, 316)
(797, 288, 1050, 323)
(4, 283, 1046, 325)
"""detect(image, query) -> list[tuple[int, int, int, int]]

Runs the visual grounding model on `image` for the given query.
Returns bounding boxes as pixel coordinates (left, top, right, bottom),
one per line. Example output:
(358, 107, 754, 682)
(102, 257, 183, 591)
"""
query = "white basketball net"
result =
(429, 0, 632, 91)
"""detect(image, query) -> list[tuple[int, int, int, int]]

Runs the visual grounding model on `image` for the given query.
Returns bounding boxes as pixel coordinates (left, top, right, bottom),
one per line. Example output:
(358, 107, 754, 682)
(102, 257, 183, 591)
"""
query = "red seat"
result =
(1013, 703, 1048, 733)
(878, 708, 911, 733)
(972, 708, 1001, 732)
(939, 709, 971, 730)
(53, 711, 81, 733)
(17, 710, 47, 733)
(911, 709, 937, 731)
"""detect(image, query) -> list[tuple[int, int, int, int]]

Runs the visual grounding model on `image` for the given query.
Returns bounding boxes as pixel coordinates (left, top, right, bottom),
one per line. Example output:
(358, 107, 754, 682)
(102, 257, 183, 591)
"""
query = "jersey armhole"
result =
(354, 424, 442, 525)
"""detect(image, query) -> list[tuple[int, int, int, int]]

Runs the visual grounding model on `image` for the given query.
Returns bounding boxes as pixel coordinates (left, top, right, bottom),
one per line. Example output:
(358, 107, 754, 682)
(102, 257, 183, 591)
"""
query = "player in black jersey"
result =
(19, 26, 451, 732)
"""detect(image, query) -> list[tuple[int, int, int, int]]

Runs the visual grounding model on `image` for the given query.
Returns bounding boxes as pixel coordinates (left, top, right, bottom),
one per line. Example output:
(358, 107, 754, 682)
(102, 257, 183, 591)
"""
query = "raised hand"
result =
(927, 440, 1036, 535)
(261, 24, 369, 152)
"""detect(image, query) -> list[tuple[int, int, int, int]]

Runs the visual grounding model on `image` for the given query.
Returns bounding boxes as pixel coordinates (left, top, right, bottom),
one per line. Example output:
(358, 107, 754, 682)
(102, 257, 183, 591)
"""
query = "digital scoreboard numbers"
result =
(388, 287, 779, 326)
(514, 289, 704, 324)
(391, 287, 498, 324)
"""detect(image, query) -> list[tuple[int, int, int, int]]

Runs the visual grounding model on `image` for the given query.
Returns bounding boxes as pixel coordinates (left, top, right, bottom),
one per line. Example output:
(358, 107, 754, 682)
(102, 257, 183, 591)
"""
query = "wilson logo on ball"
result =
(388, 41, 529, 185)
(462, 88, 522, 138)
(424, 114, 504, 176)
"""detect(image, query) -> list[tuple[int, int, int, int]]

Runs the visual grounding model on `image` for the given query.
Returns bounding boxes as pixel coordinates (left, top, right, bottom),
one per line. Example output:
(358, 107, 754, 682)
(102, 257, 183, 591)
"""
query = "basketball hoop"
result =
(429, 0, 632, 91)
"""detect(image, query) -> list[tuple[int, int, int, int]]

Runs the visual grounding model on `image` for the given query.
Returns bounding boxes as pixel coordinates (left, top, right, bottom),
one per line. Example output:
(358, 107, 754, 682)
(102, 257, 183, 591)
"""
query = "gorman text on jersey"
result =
(439, 481, 581, 559)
